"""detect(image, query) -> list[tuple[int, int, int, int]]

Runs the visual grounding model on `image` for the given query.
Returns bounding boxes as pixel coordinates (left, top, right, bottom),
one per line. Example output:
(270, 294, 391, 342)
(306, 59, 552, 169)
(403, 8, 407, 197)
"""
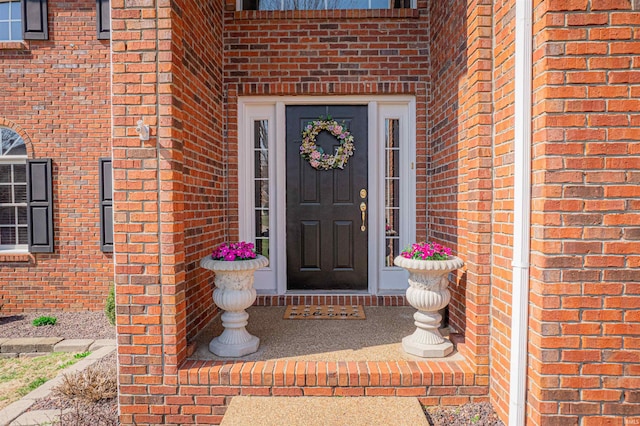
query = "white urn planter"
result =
(394, 255, 464, 358)
(200, 255, 269, 357)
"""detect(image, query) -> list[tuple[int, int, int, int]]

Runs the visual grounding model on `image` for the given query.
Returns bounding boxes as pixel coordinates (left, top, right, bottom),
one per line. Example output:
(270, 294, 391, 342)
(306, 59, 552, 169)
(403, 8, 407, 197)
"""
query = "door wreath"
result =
(299, 117, 355, 170)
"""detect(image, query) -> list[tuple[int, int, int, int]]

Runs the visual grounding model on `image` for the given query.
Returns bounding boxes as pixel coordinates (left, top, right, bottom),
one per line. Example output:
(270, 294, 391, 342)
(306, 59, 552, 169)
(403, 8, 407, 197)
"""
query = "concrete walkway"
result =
(0, 340, 116, 426)
(221, 396, 429, 426)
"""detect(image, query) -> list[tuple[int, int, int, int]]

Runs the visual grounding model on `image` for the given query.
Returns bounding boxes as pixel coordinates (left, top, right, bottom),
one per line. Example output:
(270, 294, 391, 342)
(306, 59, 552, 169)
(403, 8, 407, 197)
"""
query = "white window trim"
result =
(0, 157, 28, 253)
(238, 96, 416, 295)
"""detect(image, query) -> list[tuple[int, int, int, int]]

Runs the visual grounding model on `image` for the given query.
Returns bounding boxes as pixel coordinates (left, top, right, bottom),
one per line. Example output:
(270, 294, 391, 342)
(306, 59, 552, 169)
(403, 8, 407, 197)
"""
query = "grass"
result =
(32, 316, 57, 327)
(0, 352, 80, 409)
(17, 377, 48, 396)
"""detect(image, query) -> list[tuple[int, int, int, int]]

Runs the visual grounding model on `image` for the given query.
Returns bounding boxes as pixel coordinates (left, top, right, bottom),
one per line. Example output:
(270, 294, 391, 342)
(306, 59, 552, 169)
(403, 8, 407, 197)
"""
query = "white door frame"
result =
(238, 96, 416, 295)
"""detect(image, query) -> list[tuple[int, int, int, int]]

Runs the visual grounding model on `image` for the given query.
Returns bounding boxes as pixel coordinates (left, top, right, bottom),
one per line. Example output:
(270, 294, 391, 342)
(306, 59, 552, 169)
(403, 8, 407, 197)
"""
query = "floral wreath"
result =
(299, 117, 355, 170)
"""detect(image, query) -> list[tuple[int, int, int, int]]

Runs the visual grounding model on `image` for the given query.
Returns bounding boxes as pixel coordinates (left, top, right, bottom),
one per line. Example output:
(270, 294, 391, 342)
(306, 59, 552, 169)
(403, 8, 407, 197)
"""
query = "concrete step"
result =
(220, 396, 429, 426)
(0, 338, 62, 354)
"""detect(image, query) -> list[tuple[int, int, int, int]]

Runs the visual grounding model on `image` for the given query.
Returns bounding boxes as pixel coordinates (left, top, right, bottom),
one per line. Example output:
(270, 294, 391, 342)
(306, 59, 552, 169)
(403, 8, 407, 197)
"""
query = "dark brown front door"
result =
(286, 105, 368, 291)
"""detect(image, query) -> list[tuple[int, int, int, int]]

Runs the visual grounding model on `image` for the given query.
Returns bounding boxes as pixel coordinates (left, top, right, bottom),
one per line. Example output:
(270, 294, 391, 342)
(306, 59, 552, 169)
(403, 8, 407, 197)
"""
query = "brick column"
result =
(111, 0, 187, 423)
(529, 1, 640, 424)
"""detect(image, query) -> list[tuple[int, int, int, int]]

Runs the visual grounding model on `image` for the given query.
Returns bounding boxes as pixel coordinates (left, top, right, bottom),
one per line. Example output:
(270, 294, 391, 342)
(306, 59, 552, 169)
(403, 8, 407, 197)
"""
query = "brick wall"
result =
(490, 0, 516, 422)
(427, 0, 493, 382)
(176, 0, 225, 343)
(529, 1, 640, 424)
(0, 1, 112, 312)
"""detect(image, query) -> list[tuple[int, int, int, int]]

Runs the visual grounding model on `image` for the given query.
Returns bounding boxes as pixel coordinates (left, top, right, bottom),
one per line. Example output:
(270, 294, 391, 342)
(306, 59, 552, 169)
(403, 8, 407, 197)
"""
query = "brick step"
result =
(166, 358, 487, 424)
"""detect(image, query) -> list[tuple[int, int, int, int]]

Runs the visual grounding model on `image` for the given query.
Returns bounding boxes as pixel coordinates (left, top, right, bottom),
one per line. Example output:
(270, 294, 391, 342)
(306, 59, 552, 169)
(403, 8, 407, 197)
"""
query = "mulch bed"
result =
(0, 311, 115, 339)
(424, 402, 505, 426)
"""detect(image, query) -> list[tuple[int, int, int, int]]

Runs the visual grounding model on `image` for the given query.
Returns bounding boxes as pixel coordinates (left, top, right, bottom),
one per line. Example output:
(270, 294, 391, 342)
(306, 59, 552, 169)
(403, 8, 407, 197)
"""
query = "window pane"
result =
(258, 0, 281, 10)
(0, 207, 15, 225)
(385, 178, 400, 208)
(0, 24, 9, 42)
(255, 180, 269, 209)
(386, 119, 399, 148)
(386, 208, 399, 236)
(0, 227, 16, 245)
(17, 206, 26, 224)
(17, 226, 27, 245)
(5, 139, 26, 155)
(255, 150, 268, 180)
(0, 186, 10, 203)
(255, 211, 269, 238)
(329, 0, 369, 9)
(1, 128, 25, 155)
(385, 149, 399, 177)
(10, 21, 21, 41)
(385, 238, 399, 267)
(0, 3, 9, 19)
(245, 0, 404, 9)
(13, 164, 26, 183)
(13, 184, 26, 203)
(10, 1, 21, 19)
(254, 120, 268, 149)
(256, 238, 269, 257)
(0, 165, 10, 183)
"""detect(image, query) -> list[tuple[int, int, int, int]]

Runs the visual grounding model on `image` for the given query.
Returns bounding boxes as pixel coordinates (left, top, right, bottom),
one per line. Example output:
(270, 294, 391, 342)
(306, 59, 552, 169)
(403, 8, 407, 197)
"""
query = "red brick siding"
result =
(490, 0, 516, 422)
(427, 0, 493, 380)
(175, 0, 225, 343)
(529, 1, 640, 424)
(0, 1, 112, 312)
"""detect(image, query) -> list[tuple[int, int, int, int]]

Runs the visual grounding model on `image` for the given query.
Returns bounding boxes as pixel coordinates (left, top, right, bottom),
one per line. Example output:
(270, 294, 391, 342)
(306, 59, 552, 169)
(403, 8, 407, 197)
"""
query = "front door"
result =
(286, 105, 368, 291)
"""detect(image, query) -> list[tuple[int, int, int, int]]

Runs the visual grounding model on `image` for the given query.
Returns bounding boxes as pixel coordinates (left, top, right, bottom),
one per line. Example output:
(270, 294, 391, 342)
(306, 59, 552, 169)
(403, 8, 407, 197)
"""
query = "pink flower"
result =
(212, 241, 258, 261)
(311, 151, 321, 160)
(400, 242, 453, 261)
(310, 160, 320, 168)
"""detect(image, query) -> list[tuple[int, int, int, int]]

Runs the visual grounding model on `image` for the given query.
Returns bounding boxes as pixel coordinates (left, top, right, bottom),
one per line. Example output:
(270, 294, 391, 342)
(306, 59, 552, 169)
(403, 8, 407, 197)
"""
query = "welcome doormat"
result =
(283, 305, 366, 320)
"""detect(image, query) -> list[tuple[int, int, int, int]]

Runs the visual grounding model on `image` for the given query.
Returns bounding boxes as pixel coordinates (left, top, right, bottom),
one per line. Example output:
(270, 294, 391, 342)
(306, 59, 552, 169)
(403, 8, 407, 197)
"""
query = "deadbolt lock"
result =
(360, 189, 367, 199)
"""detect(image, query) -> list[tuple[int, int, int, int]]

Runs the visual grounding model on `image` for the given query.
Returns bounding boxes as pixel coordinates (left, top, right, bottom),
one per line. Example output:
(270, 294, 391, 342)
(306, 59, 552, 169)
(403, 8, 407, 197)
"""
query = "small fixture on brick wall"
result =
(135, 119, 149, 141)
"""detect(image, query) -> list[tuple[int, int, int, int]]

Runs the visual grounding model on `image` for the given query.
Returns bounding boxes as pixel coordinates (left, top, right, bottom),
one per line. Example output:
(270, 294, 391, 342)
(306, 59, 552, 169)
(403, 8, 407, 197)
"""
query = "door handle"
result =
(360, 202, 367, 232)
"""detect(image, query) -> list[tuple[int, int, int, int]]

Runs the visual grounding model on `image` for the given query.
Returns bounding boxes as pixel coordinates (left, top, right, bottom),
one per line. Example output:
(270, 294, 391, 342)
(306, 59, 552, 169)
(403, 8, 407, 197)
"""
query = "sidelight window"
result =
(384, 119, 400, 267)
(254, 120, 270, 258)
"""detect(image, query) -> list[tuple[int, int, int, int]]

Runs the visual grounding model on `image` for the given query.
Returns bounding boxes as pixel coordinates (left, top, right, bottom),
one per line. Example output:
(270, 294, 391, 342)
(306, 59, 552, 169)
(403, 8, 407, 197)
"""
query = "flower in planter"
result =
(211, 241, 257, 261)
(400, 242, 453, 261)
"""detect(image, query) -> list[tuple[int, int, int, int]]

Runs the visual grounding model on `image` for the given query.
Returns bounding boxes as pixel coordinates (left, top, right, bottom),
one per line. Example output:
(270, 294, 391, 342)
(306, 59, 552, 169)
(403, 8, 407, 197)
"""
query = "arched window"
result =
(0, 127, 28, 250)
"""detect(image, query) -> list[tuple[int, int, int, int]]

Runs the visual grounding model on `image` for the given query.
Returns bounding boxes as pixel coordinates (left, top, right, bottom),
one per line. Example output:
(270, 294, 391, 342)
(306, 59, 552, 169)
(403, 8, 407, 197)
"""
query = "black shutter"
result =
(27, 159, 54, 253)
(96, 0, 110, 40)
(99, 158, 113, 252)
(22, 0, 48, 40)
